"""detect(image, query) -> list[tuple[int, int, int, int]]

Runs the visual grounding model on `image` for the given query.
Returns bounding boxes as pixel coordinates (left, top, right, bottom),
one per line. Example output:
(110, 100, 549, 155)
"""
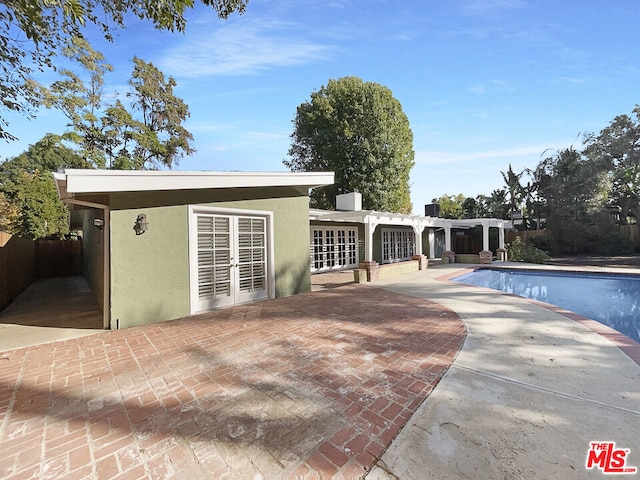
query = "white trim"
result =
(55, 169, 334, 195)
(188, 205, 275, 314)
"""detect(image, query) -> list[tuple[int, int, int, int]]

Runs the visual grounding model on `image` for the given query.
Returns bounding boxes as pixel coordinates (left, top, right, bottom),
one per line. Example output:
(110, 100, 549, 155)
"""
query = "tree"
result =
(0, 192, 19, 232)
(432, 194, 464, 219)
(481, 189, 509, 219)
(106, 57, 194, 169)
(500, 163, 524, 217)
(285, 76, 415, 213)
(0, 133, 89, 178)
(0, 135, 87, 238)
(462, 196, 481, 218)
(41, 36, 113, 167)
(9, 170, 70, 239)
(583, 105, 640, 224)
(534, 148, 613, 253)
(0, 0, 248, 141)
(520, 170, 541, 230)
(42, 46, 194, 170)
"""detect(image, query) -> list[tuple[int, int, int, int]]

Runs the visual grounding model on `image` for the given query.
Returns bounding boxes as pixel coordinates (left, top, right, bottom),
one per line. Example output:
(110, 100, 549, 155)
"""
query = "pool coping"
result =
(435, 265, 640, 367)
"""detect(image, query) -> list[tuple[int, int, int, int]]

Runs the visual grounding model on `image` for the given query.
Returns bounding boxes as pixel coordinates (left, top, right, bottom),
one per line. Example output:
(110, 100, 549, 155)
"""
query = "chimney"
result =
(336, 192, 362, 211)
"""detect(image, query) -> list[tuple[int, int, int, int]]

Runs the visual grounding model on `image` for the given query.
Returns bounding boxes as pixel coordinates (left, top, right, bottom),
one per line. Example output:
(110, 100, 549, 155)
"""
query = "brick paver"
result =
(0, 283, 465, 479)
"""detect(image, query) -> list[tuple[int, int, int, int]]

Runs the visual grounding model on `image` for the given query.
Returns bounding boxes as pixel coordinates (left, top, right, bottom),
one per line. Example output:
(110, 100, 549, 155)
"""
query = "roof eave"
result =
(55, 169, 334, 195)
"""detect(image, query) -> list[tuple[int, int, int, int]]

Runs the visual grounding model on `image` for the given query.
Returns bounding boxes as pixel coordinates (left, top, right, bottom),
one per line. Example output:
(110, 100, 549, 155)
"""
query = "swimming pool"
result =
(453, 268, 640, 343)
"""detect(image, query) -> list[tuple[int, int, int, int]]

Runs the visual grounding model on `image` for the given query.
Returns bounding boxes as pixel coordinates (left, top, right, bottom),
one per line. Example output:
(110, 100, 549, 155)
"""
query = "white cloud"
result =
(159, 19, 333, 77)
(555, 76, 591, 85)
(460, 0, 526, 15)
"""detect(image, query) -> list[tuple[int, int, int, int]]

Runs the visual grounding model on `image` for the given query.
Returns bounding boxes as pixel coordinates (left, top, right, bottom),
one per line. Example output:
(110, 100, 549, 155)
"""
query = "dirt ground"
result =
(544, 253, 640, 268)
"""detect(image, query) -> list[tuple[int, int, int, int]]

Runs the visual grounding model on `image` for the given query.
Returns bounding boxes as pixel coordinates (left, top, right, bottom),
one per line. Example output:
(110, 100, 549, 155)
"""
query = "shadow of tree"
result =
(0, 283, 465, 478)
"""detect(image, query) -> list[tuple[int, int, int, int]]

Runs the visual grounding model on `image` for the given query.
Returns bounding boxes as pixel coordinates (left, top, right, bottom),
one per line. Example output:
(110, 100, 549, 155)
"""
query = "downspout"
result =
(62, 198, 111, 330)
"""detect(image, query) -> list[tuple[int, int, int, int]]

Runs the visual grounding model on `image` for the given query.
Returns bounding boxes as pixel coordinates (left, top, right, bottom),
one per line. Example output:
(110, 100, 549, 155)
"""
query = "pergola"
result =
(309, 208, 513, 261)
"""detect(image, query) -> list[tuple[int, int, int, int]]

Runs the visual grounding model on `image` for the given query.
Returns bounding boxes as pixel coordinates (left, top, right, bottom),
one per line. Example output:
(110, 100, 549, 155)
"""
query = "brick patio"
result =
(0, 283, 465, 479)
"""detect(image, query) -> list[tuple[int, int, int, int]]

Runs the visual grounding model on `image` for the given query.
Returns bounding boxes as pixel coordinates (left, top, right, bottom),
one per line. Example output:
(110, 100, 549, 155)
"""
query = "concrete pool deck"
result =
(367, 265, 640, 479)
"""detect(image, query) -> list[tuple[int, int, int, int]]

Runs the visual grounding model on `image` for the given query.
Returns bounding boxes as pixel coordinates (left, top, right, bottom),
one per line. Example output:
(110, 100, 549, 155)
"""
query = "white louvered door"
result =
(194, 214, 268, 311)
(235, 216, 267, 304)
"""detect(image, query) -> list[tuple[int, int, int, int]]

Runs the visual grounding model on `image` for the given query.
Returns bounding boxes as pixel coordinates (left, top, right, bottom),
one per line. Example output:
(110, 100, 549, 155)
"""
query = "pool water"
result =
(453, 268, 640, 343)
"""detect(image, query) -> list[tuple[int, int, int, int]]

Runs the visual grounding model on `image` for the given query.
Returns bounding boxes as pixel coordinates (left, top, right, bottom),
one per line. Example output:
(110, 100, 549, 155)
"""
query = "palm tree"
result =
(501, 163, 524, 222)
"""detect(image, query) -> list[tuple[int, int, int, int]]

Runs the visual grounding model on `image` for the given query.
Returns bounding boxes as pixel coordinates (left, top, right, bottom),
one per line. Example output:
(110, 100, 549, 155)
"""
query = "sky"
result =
(3, 0, 640, 214)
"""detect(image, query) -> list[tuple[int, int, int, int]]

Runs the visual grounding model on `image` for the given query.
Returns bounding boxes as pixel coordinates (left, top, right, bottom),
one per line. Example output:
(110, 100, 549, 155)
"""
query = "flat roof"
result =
(54, 169, 335, 196)
(310, 208, 512, 229)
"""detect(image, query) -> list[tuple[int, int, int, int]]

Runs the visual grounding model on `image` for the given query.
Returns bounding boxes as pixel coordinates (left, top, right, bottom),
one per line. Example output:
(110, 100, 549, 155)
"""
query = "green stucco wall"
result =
(109, 204, 189, 329)
(81, 209, 105, 312)
(105, 187, 310, 329)
(373, 225, 382, 264)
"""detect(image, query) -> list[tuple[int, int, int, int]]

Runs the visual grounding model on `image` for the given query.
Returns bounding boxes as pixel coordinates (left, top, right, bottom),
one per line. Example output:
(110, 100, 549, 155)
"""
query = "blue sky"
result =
(4, 0, 640, 214)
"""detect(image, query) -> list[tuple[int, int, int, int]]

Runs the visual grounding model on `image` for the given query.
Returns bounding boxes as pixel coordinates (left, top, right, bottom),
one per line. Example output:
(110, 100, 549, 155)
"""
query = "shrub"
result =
(528, 234, 552, 253)
(507, 236, 550, 264)
(600, 234, 635, 256)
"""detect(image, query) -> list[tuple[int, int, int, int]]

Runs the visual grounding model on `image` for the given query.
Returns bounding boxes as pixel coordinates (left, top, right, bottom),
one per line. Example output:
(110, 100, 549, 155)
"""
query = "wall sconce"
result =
(133, 214, 149, 235)
(93, 218, 104, 229)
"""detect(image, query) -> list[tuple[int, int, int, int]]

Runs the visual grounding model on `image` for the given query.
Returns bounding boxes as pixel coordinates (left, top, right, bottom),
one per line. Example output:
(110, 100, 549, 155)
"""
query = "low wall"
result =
(357, 256, 427, 282)
(454, 254, 482, 264)
(378, 260, 420, 279)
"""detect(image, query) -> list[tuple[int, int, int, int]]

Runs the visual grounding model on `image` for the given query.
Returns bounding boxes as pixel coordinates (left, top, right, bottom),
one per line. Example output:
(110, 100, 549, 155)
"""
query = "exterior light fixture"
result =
(134, 214, 149, 235)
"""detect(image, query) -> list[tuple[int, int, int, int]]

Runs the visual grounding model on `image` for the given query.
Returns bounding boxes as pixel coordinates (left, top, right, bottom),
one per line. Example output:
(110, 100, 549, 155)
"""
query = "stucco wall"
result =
(110, 204, 188, 329)
(107, 187, 310, 328)
(82, 209, 105, 312)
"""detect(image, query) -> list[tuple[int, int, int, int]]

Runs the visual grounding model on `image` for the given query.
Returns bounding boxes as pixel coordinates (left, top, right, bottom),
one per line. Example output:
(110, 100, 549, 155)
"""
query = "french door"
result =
(192, 212, 269, 311)
(310, 227, 358, 272)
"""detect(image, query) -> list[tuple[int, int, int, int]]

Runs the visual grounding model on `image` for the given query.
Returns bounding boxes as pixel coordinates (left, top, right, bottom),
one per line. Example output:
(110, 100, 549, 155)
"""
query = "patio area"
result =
(0, 277, 465, 479)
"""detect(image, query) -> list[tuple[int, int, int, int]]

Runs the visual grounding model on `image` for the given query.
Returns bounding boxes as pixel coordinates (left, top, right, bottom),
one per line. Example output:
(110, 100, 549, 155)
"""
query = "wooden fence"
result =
(506, 229, 548, 244)
(620, 225, 640, 248)
(0, 232, 83, 311)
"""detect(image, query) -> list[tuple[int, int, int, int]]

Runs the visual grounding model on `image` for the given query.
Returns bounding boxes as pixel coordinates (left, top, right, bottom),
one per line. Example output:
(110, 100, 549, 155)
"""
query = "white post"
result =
(364, 218, 376, 262)
(444, 224, 452, 252)
(428, 229, 435, 259)
(412, 222, 423, 257)
(482, 221, 490, 252)
(498, 227, 505, 249)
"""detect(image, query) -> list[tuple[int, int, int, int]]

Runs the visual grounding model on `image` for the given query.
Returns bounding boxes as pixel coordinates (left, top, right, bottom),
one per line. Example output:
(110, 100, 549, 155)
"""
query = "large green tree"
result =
(285, 76, 415, 213)
(8, 170, 71, 239)
(583, 105, 640, 224)
(534, 148, 614, 253)
(0, 0, 248, 141)
(0, 134, 87, 238)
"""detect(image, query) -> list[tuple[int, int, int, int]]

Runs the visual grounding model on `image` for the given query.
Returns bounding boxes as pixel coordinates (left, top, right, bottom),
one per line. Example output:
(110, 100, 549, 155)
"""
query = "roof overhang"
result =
(310, 208, 512, 229)
(53, 169, 335, 198)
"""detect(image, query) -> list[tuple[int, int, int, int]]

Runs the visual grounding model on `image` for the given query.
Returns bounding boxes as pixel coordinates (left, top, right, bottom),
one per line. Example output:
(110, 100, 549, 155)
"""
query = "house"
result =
(54, 169, 334, 329)
(309, 192, 512, 273)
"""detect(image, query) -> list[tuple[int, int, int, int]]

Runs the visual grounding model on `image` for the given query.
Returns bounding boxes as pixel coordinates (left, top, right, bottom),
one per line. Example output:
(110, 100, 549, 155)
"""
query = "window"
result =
(310, 227, 358, 272)
(382, 228, 415, 263)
